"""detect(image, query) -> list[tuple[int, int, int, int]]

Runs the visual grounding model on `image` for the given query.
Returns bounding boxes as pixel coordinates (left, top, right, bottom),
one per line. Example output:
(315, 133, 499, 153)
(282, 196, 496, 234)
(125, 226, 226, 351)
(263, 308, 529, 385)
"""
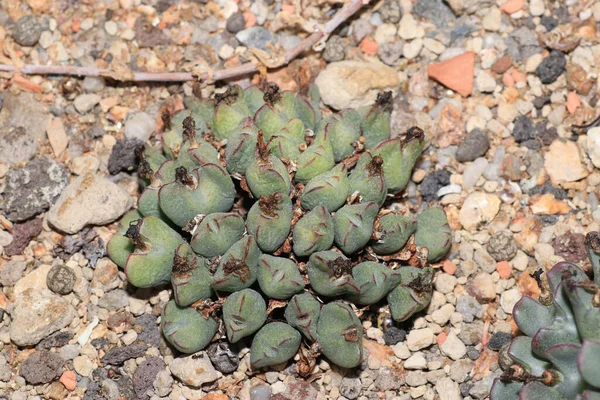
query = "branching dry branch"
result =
(0, 0, 370, 83)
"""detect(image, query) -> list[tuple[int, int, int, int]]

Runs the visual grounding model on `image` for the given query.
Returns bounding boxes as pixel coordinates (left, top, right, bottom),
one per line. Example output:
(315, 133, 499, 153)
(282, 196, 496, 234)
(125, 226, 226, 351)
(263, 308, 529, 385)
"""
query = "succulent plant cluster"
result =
(491, 232, 600, 399)
(107, 82, 452, 369)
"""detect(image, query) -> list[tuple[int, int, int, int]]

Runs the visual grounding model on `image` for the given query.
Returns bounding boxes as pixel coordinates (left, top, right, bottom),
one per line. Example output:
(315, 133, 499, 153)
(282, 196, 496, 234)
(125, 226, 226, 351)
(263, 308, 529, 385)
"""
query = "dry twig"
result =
(0, 0, 370, 83)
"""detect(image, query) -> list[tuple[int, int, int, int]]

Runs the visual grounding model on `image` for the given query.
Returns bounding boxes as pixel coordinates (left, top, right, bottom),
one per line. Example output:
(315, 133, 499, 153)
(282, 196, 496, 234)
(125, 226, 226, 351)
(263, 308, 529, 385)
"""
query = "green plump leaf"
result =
(247, 193, 293, 253)
(508, 336, 551, 377)
(348, 262, 402, 305)
(223, 289, 267, 343)
(213, 85, 251, 140)
(245, 133, 291, 198)
(513, 296, 555, 337)
(171, 243, 213, 306)
(161, 300, 218, 353)
(295, 129, 335, 183)
(268, 132, 301, 162)
(332, 202, 379, 254)
(301, 163, 349, 213)
(250, 322, 302, 369)
(317, 302, 363, 368)
(158, 164, 235, 227)
(284, 292, 321, 342)
(257, 255, 305, 299)
(243, 85, 266, 115)
(564, 276, 600, 341)
(387, 267, 433, 322)
(212, 235, 261, 292)
(372, 127, 424, 193)
(518, 381, 568, 400)
(124, 216, 185, 288)
(292, 206, 335, 257)
(190, 213, 245, 258)
(225, 117, 258, 175)
(359, 91, 392, 149)
(183, 97, 215, 128)
(348, 152, 387, 206)
(307, 251, 359, 297)
(414, 206, 452, 262)
(107, 210, 142, 268)
(579, 339, 600, 388)
(544, 344, 587, 397)
(490, 379, 523, 400)
(371, 212, 417, 255)
(326, 109, 361, 162)
(254, 104, 288, 139)
(141, 145, 167, 174)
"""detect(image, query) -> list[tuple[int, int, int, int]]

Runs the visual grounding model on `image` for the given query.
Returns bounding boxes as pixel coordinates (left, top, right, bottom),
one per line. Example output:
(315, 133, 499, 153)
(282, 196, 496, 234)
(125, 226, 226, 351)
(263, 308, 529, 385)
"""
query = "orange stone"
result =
(530, 193, 570, 215)
(60, 371, 77, 391)
(427, 52, 476, 97)
(496, 261, 512, 280)
(502, 72, 515, 87)
(281, 4, 294, 13)
(567, 91, 581, 114)
(500, 0, 524, 14)
(436, 331, 447, 346)
(11, 74, 43, 93)
(203, 394, 229, 400)
(360, 37, 378, 55)
(442, 260, 457, 275)
(243, 12, 256, 28)
(511, 69, 526, 82)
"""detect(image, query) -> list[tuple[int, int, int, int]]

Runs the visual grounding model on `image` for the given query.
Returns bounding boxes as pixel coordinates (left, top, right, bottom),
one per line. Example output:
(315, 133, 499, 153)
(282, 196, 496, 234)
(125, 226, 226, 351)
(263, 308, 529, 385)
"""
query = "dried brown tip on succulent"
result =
(192, 81, 203, 99)
(192, 298, 224, 320)
(175, 166, 195, 187)
(258, 193, 282, 217)
(342, 326, 359, 342)
(367, 155, 384, 176)
(375, 90, 393, 112)
(138, 160, 155, 182)
(407, 274, 432, 296)
(161, 109, 172, 131)
(214, 86, 239, 106)
(172, 254, 196, 275)
(263, 82, 281, 106)
(182, 116, 197, 144)
(404, 126, 425, 143)
(329, 257, 353, 278)
(124, 220, 148, 250)
(222, 259, 252, 283)
(256, 130, 271, 162)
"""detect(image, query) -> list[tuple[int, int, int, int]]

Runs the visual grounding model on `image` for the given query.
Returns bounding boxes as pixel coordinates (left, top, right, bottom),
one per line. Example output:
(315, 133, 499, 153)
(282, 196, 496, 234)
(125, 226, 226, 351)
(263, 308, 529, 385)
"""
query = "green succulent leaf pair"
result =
(491, 232, 600, 400)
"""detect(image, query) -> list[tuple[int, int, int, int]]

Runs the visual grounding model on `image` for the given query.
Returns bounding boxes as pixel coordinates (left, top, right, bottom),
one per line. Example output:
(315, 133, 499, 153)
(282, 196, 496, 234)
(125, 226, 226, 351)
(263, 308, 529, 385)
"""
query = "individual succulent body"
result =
(108, 83, 452, 370)
(491, 232, 600, 399)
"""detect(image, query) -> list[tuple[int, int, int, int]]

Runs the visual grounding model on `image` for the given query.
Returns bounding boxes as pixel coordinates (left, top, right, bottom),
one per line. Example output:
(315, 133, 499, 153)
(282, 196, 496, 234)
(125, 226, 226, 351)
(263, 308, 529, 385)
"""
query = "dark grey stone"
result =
(236, 26, 275, 50)
(456, 129, 490, 162)
(133, 357, 165, 399)
(226, 12, 245, 34)
(207, 342, 239, 374)
(20, 351, 64, 384)
(420, 170, 451, 202)
(47, 264, 77, 295)
(536, 51, 566, 84)
(101, 344, 148, 365)
(13, 15, 42, 46)
(323, 35, 347, 63)
(3, 157, 69, 222)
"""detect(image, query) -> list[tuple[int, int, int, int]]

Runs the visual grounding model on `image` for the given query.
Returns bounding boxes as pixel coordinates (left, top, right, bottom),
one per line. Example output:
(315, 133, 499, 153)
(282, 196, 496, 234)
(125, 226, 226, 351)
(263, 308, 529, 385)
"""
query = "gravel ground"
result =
(0, 0, 599, 399)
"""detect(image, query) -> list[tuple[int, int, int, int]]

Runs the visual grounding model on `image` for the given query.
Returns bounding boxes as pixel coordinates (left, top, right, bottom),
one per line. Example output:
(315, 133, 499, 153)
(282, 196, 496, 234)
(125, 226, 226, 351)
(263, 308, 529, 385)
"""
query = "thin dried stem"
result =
(0, 0, 370, 83)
